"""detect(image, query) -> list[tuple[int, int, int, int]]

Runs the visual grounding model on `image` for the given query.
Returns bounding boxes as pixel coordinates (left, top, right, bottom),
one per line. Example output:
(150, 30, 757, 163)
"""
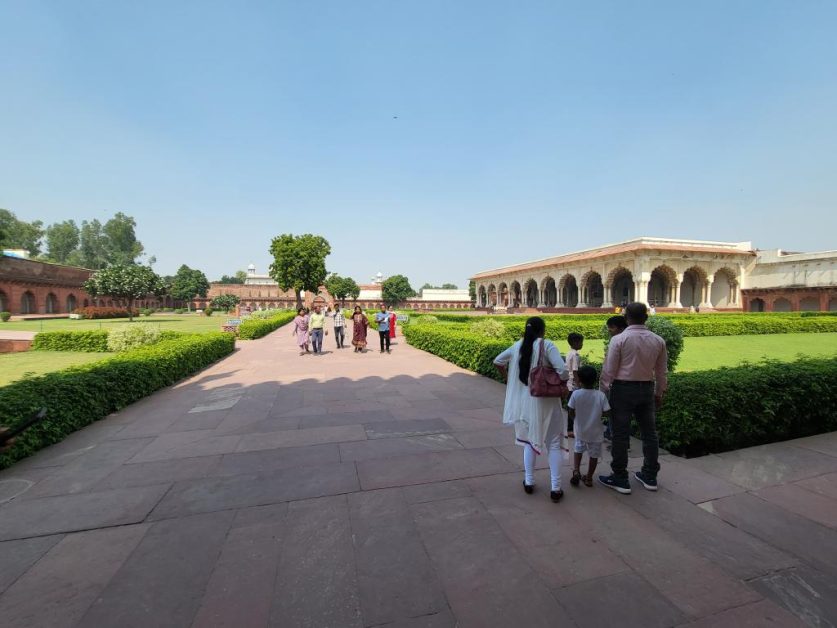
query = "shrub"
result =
(0, 332, 235, 469)
(32, 330, 110, 352)
(658, 357, 837, 456)
(239, 311, 297, 339)
(203, 307, 214, 317)
(73, 306, 139, 320)
(174, 308, 186, 314)
(140, 308, 155, 317)
(107, 325, 162, 352)
(0, 311, 10, 322)
(469, 318, 509, 339)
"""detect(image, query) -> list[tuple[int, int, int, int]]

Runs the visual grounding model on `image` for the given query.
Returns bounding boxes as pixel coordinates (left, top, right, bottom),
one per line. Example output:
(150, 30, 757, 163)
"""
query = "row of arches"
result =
(477, 265, 740, 309)
(0, 291, 86, 315)
(749, 296, 837, 312)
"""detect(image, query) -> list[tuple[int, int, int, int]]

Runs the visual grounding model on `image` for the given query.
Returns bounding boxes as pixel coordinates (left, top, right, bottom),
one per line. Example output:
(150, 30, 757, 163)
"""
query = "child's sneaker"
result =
(634, 471, 658, 491)
(598, 474, 631, 494)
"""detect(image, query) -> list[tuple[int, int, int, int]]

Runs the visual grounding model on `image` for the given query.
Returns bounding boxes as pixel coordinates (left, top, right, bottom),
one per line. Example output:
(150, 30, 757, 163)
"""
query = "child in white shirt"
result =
(568, 365, 611, 487)
(565, 333, 584, 437)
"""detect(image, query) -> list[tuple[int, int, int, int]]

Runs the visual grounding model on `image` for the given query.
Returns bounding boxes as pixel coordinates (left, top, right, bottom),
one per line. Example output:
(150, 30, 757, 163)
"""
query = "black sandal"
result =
(523, 481, 534, 494)
(550, 489, 564, 502)
(570, 470, 582, 487)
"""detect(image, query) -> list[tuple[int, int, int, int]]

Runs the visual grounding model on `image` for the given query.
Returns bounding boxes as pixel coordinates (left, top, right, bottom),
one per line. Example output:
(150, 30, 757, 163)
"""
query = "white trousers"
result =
(523, 415, 563, 491)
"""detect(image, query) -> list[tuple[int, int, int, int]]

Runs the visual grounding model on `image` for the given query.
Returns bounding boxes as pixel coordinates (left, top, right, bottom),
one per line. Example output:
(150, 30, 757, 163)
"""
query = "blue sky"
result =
(1, 1, 836, 287)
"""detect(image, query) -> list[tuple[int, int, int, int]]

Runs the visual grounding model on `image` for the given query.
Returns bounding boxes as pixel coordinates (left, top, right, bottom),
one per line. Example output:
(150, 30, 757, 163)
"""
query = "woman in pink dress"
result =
(351, 306, 369, 352)
(292, 307, 310, 356)
(388, 308, 397, 339)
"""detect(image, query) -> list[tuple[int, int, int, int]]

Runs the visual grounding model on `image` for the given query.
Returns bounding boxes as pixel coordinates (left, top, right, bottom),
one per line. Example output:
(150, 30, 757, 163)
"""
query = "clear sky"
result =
(1, 1, 836, 287)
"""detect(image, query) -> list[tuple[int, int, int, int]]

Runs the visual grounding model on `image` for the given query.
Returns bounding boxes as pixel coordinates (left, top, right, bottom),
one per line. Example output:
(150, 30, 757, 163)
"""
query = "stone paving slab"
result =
(1, 320, 836, 627)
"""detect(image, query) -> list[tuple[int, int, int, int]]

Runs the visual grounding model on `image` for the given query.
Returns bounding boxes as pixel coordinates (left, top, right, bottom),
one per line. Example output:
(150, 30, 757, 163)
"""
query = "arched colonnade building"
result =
(474, 237, 761, 311)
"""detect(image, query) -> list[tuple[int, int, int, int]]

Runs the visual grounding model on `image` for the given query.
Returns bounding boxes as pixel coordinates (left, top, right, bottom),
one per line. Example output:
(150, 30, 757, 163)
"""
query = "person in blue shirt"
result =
(375, 305, 391, 353)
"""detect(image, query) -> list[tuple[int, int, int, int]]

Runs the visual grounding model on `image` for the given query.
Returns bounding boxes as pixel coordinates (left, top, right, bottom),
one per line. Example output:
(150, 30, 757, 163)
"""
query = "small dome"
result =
(247, 263, 256, 272)
(376, 272, 383, 278)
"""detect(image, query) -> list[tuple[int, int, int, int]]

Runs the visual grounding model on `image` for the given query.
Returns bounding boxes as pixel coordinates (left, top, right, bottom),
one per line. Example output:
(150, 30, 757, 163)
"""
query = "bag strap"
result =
(537, 339, 546, 367)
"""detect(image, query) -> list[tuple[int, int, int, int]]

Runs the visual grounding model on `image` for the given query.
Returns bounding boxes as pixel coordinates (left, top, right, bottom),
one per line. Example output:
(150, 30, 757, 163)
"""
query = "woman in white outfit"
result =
(494, 317, 569, 502)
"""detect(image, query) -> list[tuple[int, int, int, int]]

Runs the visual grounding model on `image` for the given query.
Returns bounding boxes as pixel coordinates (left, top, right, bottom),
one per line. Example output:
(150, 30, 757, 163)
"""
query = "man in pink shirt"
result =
(598, 302, 668, 494)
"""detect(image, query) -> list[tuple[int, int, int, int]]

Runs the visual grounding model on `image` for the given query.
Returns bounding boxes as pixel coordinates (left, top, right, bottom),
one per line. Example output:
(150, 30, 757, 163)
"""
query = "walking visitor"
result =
(308, 304, 327, 354)
(493, 316, 569, 502)
(351, 305, 369, 352)
(565, 332, 584, 437)
(568, 365, 611, 488)
(388, 306, 397, 339)
(292, 307, 310, 356)
(332, 304, 346, 349)
(375, 305, 391, 353)
(599, 302, 668, 494)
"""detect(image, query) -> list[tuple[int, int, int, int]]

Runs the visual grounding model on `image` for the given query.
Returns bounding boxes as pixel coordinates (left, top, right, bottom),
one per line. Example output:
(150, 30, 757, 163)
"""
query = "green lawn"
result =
(556, 332, 837, 372)
(0, 351, 111, 386)
(1, 314, 232, 334)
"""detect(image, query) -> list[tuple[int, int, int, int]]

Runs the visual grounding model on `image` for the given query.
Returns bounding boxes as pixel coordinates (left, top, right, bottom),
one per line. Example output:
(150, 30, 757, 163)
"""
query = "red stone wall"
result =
(0, 256, 93, 315)
(742, 287, 837, 312)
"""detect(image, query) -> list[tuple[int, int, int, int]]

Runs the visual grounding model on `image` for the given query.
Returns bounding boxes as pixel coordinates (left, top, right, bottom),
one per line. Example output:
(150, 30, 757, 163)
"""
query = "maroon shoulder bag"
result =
(529, 339, 569, 399)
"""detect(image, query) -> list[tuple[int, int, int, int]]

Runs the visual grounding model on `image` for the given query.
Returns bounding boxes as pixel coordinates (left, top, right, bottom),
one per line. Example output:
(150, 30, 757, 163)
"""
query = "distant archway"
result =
(510, 281, 522, 307)
(681, 266, 707, 308)
(558, 274, 578, 308)
(498, 282, 509, 307)
(487, 284, 497, 307)
(580, 271, 604, 307)
(46, 293, 59, 314)
(799, 297, 819, 312)
(524, 279, 538, 307)
(21, 291, 36, 315)
(0, 290, 7, 313)
(541, 277, 557, 307)
(477, 286, 487, 307)
(749, 298, 765, 312)
(773, 297, 792, 312)
(66, 294, 78, 312)
(608, 267, 634, 307)
(830, 298, 837, 312)
(711, 268, 738, 308)
(648, 265, 676, 307)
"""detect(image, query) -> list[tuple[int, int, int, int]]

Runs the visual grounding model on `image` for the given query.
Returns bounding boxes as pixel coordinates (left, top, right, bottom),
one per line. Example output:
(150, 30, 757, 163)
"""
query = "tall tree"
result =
(83, 264, 162, 321)
(468, 280, 476, 303)
(211, 294, 241, 312)
(325, 273, 360, 305)
(268, 234, 331, 309)
(45, 220, 80, 264)
(382, 275, 415, 306)
(218, 272, 245, 284)
(235, 270, 248, 283)
(103, 212, 144, 265)
(441, 283, 458, 289)
(0, 209, 44, 256)
(170, 265, 210, 311)
(79, 219, 109, 269)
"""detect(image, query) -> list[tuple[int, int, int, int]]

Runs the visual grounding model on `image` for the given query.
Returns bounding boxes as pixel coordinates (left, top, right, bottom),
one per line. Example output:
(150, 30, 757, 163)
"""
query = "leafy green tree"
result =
(103, 212, 144, 265)
(218, 273, 245, 284)
(235, 270, 247, 283)
(45, 220, 80, 263)
(268, 234, 331, 310)
(441, 283, 458, 289)
(0, 209, 44, 256)
(170, 265, 210, 311)
(83, 264, 163, 321)
(211, 294, 241, 312)
(468, 280, 476, 303)
(325, 273, 360, 305)
(382, 274, 415, 306)
(79, 219, 109, 269)
(421, 282, 436, 290)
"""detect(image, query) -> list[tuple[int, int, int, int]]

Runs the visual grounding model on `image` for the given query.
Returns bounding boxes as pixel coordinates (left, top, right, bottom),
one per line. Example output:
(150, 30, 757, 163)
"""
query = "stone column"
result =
(577, 285, 587, 308)
(674, 275, 684, 308)
(601, 285, 613, 308)
(637, 281, 649, 306)
(702, 279, 714, 308)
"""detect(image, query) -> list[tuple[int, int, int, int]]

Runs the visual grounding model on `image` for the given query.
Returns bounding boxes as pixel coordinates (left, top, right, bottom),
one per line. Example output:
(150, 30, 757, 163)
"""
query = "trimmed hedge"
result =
(73, 306, 139, 319)
(408, 312, 837, 338)
(32, 330, 110, 352)
(238, 311, 297, 339)
(0, 332, 236, 469)
(403, 323, 837, 456)
(660, 357, 837, 456)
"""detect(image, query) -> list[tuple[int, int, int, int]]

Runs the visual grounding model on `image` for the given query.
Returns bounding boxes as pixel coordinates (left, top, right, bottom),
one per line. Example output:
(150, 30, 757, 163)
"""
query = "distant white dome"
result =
(247, 263, 256, 273)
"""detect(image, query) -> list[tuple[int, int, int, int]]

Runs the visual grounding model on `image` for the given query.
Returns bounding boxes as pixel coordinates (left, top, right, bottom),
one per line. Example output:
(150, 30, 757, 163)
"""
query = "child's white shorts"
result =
(574, 438, 603, 459)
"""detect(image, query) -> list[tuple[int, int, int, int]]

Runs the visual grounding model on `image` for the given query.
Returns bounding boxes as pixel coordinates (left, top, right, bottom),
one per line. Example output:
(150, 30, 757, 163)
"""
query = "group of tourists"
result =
(494, 302, 667, 501)
(292, 304, 398, 355)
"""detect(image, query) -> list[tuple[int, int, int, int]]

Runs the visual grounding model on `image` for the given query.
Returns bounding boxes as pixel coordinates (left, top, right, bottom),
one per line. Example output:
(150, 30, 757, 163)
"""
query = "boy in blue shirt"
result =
(375, 305, 391, 353)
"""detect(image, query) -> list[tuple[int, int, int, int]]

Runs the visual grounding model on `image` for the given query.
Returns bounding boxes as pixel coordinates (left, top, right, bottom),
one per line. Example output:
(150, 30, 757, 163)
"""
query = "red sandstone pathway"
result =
(0, 323, 836, 627)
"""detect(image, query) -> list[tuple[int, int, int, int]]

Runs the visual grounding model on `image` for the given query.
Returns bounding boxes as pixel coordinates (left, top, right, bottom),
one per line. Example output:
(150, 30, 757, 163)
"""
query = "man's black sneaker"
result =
(634, 471, 658, 491)
(598, 474, 632, 495)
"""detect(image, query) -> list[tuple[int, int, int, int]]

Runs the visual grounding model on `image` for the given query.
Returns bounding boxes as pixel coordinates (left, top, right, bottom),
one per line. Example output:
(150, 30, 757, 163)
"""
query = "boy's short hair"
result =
(578, 365, 598, 387)
(567, 332, 584, 345)
(606, 315, 628, 331)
